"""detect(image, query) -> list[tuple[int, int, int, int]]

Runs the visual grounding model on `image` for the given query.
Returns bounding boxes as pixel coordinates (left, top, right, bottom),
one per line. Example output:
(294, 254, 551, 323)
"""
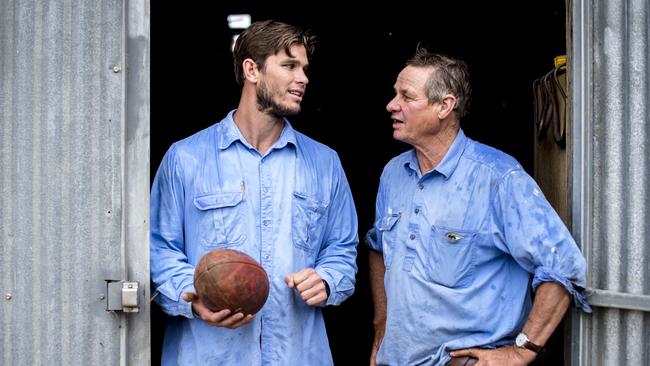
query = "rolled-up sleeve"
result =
(150, 145, 196, 318)
(496, 169, 591, 312)
(365, 174, 387, 253)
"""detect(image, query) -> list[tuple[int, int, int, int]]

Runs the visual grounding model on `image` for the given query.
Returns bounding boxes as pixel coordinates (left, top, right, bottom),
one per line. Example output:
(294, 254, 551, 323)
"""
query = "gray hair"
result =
(406, 46, 472, 118)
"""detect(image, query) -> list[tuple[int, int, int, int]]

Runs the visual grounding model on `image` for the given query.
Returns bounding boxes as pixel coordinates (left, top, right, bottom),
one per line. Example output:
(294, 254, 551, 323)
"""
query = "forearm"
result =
(314, 235, 358, 305)
(151, 242, 195, 316)
(522, 281, 570, 347)
(369, 250, 387, 328)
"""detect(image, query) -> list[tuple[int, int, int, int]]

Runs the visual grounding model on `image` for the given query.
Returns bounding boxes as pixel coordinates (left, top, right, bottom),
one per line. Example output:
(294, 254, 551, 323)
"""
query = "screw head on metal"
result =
(112, 65, 121, 73)
(5, 293, 12, 300)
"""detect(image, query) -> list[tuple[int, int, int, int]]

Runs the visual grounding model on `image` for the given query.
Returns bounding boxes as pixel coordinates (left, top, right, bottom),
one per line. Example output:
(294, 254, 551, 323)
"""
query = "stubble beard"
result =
(256, 80, 300, 118)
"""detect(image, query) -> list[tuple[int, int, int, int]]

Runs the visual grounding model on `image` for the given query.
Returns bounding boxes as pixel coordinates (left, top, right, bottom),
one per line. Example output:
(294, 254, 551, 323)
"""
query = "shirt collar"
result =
(218, 110, 298, 151)
(403, 129, 468, 179)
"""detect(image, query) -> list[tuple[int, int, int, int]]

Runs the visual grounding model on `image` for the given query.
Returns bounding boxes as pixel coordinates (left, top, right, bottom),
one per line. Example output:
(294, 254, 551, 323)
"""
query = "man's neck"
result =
(414, 126, 459, 175)
(233, 93, 285, 155)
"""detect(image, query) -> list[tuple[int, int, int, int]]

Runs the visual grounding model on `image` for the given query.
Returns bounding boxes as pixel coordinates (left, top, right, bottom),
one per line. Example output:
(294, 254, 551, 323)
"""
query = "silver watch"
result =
(515, 332, 543, 353)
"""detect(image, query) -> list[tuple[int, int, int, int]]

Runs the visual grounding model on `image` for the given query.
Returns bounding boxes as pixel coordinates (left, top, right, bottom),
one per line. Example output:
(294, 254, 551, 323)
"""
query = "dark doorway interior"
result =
(151, 1, 567, 365)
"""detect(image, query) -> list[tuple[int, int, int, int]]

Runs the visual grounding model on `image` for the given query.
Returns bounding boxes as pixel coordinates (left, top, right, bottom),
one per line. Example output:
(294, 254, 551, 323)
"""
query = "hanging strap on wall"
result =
(533, 55, 567, 148)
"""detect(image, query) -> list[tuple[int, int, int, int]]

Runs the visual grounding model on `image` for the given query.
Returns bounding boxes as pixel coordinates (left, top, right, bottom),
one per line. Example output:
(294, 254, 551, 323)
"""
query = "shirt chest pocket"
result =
(193, 191, 247, 249)
(428, 225, 476, 288)
(292, 192, 328, 252)
(377, 213, 401, 270)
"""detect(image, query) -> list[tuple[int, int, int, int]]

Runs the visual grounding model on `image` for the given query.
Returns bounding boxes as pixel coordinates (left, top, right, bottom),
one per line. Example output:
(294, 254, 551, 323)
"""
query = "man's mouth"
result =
(288, 89, 304, 99)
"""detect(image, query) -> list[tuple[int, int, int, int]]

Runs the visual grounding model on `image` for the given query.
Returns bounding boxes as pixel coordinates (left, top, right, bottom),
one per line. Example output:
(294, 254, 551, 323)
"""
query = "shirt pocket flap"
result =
(292, 191, 328, 213)
(193, 192, 244, 210)
(378, 213, 401, 232)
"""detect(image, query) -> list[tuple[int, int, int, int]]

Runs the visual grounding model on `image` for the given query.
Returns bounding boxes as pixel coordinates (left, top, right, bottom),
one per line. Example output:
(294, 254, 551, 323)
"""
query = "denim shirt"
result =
(151, 111, 359, 365)
(366, 129, 591, 366)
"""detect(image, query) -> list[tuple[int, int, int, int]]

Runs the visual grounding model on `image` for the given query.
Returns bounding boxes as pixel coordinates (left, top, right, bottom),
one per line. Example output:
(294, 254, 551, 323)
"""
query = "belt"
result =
(446, 356, 478, 366)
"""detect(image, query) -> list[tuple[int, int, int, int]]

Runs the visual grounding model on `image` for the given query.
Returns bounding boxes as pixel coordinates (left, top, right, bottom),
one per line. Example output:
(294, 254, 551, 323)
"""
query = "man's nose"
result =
(296, 69, 309, 84)
(386, 96, 399, 112)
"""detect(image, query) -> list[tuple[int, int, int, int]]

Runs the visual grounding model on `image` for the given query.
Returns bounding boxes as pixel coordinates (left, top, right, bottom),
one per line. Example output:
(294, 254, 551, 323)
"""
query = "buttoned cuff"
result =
(316, 269, 354, 306)
(156, 280, 196, 318)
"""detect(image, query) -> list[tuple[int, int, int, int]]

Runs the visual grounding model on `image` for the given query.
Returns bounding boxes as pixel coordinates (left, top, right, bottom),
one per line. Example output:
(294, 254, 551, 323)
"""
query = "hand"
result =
(369, 325, 385, 366)
(182, 292, 254, 329)
(450, 345, 536, 366)
(284, 268, 328, 306)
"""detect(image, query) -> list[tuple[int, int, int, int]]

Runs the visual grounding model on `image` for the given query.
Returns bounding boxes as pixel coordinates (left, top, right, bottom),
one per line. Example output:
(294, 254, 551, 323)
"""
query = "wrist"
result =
(322, 279, 330, 299)
(515, 331, 544, 354)
(190, 304, 199, 318)
(513, 345, 538, 363)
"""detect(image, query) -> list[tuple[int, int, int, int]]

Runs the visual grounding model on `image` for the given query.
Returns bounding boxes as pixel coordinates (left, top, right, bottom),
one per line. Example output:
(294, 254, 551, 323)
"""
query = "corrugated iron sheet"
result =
(573, 0, 650, 365)
(0, 1, 137, 365)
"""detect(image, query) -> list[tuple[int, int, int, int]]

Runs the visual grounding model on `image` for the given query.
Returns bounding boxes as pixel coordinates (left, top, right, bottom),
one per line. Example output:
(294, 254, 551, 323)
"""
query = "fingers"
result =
(370, 335, 382, 366)
(284, 268, 312, 288)
(184, 292, 255, 329)
(285, 268, 327, 306)
(449, 348, 480, 358)
(284, 274, 295, 288)
(206, 311, 255, 329)
(303, 287, 327, 306)
(181, 292, 196, 302)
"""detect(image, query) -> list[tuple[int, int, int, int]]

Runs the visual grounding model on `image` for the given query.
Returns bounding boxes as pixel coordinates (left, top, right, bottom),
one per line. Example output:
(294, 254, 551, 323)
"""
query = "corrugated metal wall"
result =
(572, 0, 650, 365)
(0, 1, 150, 365)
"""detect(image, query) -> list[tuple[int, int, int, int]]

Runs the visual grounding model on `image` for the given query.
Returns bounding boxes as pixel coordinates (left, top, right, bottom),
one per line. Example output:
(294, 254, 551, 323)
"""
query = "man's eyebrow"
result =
(395, 86, 411, 94)
(281, 58, 309, 68)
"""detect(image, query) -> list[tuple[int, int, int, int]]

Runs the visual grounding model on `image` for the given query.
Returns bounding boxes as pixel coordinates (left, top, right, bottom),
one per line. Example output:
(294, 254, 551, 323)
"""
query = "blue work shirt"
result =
(366, 129, 591, 366)
(151, 111, 358, 365)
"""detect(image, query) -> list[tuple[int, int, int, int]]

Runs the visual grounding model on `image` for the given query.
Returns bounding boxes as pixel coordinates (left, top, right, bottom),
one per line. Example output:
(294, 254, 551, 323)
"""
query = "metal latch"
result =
(106, 280, 140, 313)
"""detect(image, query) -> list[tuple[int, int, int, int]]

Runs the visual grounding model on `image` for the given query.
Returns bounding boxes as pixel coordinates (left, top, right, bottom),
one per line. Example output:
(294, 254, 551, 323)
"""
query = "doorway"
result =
(151, 1, 568, 364)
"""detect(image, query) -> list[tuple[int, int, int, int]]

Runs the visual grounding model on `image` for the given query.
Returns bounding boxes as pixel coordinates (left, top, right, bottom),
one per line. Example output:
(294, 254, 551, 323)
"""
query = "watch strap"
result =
(522, 339, 543, 353)
(517, 332, 543, 353)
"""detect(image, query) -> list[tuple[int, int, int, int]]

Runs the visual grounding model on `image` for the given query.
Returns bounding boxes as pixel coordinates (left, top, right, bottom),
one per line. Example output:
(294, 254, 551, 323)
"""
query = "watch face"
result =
(515, 333, 527, 347)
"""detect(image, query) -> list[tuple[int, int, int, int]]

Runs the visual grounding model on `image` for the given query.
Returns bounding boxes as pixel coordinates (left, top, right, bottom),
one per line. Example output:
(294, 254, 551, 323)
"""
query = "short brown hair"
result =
(233, 20, 315, 85)
(407, 47, 472, 118)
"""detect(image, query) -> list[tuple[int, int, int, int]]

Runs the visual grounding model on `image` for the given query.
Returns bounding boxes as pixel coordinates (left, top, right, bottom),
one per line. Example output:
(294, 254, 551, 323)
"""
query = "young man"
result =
(366, 48, 591, 366)
(151, 20, 358, 365)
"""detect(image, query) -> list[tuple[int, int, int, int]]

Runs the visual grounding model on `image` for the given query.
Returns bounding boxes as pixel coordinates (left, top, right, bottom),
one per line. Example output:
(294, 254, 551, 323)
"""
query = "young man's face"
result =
(386, 65, 444, 147)
(255, 44, 309, 117)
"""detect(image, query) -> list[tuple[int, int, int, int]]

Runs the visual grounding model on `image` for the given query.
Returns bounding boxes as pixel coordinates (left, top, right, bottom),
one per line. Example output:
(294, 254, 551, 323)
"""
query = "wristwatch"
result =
(515, 332, 543, 353)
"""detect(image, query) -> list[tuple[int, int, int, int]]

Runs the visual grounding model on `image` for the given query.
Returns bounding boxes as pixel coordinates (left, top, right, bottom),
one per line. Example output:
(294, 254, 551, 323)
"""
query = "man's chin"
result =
(285, 107, 301, 116)
(275, 105, 301, 118)
(392, 131, 406, 143)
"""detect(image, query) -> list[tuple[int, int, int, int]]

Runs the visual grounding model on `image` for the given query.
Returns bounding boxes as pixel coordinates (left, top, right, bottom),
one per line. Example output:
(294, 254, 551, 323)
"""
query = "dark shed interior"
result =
(152, 1, 568, 364)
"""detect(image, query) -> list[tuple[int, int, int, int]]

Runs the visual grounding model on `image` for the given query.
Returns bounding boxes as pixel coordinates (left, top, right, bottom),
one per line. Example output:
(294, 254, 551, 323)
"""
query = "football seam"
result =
(202, 260, 266, 273)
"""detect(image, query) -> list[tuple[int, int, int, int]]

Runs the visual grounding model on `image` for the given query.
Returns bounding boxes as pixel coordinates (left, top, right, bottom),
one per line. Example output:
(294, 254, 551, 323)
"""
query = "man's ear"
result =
(242, 58, 259, 83)
(438, 95, 457, 120)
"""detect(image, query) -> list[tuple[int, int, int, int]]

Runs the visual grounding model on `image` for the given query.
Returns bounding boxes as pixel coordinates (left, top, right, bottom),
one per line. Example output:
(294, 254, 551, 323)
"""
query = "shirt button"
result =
(418, 183, 424, 190)
(409, 234, 416, 240)
(414, 208, 420, 214)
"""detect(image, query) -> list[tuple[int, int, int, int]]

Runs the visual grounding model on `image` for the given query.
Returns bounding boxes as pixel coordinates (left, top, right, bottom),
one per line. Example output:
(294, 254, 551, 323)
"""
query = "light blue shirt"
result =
(366, 129, 591, 366)
(151, 111, 358, 365)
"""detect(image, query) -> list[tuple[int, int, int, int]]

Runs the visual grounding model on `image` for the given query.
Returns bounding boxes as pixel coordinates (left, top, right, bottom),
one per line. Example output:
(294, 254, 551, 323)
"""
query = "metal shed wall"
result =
(572, 0, 650, 365)
(0, 0, 150, 365)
